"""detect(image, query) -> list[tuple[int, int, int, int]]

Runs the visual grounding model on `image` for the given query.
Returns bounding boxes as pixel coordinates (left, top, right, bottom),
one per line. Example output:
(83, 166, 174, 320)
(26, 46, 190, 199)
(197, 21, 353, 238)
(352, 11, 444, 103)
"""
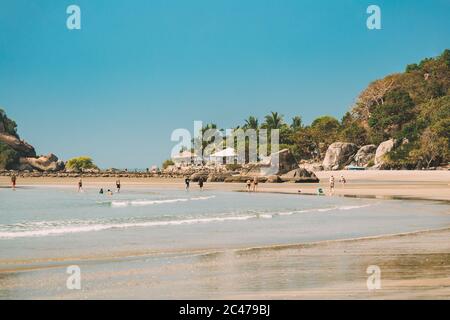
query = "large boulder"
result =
(224, 175, 269, 183)
(207, 172, 234, 182)
(241, 149, 298, 176)
(189, 171, 209, 182)
(19, 153, 64, 172)
(322, 142, 358, 170)
(374, 139, 395, 168)
(353, 145, 377, 167)
(280, 168, 320, 183)
(0, 132, 36, 157)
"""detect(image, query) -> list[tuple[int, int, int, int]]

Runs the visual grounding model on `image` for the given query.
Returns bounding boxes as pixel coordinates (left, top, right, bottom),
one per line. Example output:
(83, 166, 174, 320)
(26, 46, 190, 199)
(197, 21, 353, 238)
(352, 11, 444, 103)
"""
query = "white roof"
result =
(210, 148, 236, 157)
(172, 151, 199, 159)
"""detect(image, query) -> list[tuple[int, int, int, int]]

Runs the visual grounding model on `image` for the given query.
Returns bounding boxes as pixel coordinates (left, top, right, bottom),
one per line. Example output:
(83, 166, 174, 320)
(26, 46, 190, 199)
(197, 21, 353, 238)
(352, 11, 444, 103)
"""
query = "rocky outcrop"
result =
(353, 145, 377, 167)
(280, 168, 320, 183)
(189, 171, 209, 182)
(207, 172, 234, 182)
(19, 153, 64, 172)
(374, 139, 395, 168)
(322, 142, 358, 170)
(0, 132, 36, 157)
(241, 149, 299, 176)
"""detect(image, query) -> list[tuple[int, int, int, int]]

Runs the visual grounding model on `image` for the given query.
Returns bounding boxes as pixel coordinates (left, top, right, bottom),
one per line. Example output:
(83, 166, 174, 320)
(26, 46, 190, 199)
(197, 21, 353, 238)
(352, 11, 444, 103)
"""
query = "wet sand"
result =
(0, 228, 449, 299)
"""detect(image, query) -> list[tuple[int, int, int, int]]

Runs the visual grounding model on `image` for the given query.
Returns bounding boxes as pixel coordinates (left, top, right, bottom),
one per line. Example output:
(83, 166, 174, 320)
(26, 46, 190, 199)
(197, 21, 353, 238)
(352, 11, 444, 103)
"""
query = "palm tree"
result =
(263, 112, 284, 129)
(291, 116, 302, 130)
(243, 116, 259, 130)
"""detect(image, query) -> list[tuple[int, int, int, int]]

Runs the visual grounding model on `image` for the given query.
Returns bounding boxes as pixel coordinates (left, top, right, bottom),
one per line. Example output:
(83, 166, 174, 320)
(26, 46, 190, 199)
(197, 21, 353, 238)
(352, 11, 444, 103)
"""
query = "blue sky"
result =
(0, 0, 449, 168)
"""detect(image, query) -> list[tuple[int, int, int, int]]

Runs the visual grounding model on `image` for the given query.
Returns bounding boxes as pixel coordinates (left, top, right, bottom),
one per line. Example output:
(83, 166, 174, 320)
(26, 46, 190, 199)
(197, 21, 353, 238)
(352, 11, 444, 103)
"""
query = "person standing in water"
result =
(246, 179, 251, 192)
(78, 178, 83, 192)
(185, 177, 190, 190)
(252, 177, 258, 192)
(116, 179, 121, 193)
(198, 177, 204, 191)
(11, 174, 17, 190)
(329, 175, 335, 195)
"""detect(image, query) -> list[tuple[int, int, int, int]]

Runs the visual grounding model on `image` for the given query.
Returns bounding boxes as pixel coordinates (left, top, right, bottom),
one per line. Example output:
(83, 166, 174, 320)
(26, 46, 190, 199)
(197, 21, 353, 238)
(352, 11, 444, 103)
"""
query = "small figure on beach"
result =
(252, 177, 258, 192)
(78, 178, 83, 192)
(116, 179, 121, 193)
(339, 175, 346, 187)
(329, 175, 335, 195)
(99, 188, 104, 194)
(107, 189, 113, 196)
(11, 174, 17, 190)
(246, 179, 251, 192)
(198, 177, 204, 191)
(185, 177, 191, 190)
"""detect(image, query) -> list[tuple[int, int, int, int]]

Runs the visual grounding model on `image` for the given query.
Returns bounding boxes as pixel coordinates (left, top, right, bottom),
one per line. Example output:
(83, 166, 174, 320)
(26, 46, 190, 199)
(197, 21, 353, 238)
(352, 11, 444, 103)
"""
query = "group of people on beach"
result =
(328, 174, 346, 195)
(77, 178, 121, 195)
(246, 177, 259, 192)
(184, 177, 204, 191)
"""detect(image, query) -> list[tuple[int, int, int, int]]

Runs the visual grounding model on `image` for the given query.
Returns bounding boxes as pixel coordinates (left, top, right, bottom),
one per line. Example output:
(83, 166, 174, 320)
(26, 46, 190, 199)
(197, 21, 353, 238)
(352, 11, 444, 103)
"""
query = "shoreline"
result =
(1, 170, 449, 201)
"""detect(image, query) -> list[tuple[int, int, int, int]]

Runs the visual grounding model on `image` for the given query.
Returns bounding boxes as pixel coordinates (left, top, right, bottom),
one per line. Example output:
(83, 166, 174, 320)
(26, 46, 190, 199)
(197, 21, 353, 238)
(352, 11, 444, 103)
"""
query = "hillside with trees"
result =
(225, 49, 449, 169)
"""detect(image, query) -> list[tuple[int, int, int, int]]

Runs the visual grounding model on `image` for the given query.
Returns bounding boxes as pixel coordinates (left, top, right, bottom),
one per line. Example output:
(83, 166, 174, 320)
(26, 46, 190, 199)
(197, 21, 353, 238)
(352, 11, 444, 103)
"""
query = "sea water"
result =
(0, 186, 449, 263)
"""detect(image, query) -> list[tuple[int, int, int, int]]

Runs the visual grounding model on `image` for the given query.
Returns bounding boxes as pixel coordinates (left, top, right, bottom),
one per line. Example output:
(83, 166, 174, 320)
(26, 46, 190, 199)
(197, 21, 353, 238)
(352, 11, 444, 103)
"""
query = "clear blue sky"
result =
(1, 0, 449, 168)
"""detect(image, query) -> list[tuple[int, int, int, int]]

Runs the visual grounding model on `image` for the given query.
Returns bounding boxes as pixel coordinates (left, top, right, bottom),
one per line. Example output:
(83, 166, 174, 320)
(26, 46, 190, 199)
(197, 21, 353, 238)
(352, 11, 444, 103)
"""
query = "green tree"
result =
(0, 141, 18, 169)
(262, 112, 284, 129)
(310, 116, 341, 157)
(66, 156, 98, 171)
(291, 116, 303, 130)
(368, 89, 415, 140)
(243, 116, 259, 130)
(162, 159, 175, 169)
(0, 108, 18, 137)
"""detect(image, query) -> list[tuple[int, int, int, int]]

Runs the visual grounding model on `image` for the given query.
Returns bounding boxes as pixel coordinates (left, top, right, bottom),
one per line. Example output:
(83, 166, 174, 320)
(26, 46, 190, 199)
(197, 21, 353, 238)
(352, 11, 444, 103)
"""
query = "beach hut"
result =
(209, 147, 237, 165)
(172, 151, 201, 166)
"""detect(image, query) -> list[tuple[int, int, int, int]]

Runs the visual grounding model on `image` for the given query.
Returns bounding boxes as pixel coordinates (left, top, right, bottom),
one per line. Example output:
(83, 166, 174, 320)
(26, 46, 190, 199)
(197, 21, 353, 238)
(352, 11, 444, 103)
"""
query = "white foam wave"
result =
(111, 195, 216, 207)
(0, 214, 253, 239)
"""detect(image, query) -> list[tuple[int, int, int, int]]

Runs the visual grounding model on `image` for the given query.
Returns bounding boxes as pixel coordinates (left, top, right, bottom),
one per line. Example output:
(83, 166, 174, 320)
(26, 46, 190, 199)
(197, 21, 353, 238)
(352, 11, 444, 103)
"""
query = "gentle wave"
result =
(110, 195, 216, 207)
(276, 203, 373, 216)
(0, 215, 254, 239)
(0, 203, 373, 239)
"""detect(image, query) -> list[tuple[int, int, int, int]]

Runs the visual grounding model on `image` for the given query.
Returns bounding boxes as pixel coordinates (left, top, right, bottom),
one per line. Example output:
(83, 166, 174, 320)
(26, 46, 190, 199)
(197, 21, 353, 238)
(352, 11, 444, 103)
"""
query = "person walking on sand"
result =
(185, 177, 191, 190)
(246, 179, 251, 192)
(78, 178, 83, 192)
(116, 179, 121, 193)
(339, 174, 346, 187)
(329, 175, 335, 195)
(198, 177, 204, 191)
(252, 177, 258, 192)
(11, 174, 17, 191)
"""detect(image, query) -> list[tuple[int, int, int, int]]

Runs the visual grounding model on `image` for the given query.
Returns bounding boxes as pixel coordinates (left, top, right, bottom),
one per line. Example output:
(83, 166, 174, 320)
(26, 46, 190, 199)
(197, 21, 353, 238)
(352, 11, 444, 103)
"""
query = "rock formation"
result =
(241, 149, 299, 176)
(0, 132, 36, 157)
(280, 168, 319, 183)
(0, 110, 62, 171)
(19, 153, 65, 172)
(374, 139, 395, 168)
(352, 145, 377, 167)
(322, 142, 358, 170)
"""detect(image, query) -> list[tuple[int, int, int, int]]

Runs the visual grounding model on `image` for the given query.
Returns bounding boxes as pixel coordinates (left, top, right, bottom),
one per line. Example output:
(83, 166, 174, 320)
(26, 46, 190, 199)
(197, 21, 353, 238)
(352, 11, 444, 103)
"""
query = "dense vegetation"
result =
(65, 156, 98, 171)
(192, 50, 449, 169)
(0, 108, 19, 169)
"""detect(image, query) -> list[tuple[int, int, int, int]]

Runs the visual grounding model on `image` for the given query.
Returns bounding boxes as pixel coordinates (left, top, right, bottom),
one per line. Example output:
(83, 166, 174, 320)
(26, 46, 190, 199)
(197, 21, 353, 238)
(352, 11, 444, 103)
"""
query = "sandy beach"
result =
(2, 170, 450, 201)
